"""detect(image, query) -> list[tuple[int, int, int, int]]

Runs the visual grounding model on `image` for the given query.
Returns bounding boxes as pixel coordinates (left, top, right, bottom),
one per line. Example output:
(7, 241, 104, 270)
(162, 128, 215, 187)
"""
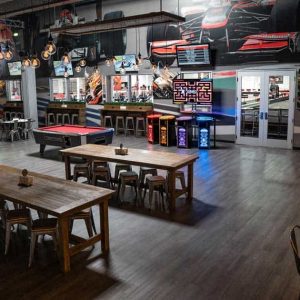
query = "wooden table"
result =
(0, 164, 114, 273)
(60, 144, 198, 211)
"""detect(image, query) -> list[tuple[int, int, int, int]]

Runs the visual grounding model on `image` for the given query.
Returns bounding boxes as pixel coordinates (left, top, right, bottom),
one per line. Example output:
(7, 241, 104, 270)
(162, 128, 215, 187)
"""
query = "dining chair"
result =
(8, 120, 21, 142)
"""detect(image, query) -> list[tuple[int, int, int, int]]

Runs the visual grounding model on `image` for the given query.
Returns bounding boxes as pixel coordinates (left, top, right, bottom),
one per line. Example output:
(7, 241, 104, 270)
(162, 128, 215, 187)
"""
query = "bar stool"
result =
(62, 113, 71, 125)
(104, 116, 113, 128)
(115, 116, 125, 135)
(10, 112, 16, 120)
(47, 113, 55, 126)
(125, 116, 135, 136)
(71, 114, 79, 125)
(4, 111, 11, 121)
(28, 218, 58, 268)
(112, 164, 132, 188)
(143, 176, 168, 211)
(5, 208, 32, 255)
(138, 167, 158, 198)
(69, 208, 97, 237)
(116, 171, 139, 204)
(56, 113, 63, 124)
(73, 163, 91, 184)
(136, 117, 146, 137)
(91, 160, 112, 189)
(167, 170, 187, 196)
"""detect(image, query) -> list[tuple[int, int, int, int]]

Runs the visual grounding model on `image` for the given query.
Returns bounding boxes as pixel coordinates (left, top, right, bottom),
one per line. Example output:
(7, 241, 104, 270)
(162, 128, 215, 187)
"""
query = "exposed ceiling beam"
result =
(0, 0, 86, 19)
(50, 11, 185, 36)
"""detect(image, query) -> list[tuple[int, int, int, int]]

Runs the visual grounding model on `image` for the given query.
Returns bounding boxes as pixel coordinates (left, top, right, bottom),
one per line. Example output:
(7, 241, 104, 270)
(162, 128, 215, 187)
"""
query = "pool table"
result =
(33, 125, 114, 154)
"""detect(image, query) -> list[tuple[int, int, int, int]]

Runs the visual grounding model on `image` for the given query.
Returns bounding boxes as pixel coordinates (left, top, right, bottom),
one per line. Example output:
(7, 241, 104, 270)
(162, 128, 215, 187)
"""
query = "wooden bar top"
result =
(102, 104, 153, 113)
(61, 144, 198, 170)
(0, 165, 114, 217)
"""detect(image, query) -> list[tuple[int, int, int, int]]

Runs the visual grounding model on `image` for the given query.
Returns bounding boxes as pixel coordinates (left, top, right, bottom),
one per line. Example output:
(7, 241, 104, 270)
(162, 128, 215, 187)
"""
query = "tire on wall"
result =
(147, 23, 180, 66)
(100, 11, 127, 57)
(269, 0, 300, 32)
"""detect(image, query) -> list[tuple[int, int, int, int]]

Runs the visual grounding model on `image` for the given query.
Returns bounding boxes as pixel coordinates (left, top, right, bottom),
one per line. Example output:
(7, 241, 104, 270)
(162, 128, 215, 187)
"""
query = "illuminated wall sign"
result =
(173, 79, 213, 105)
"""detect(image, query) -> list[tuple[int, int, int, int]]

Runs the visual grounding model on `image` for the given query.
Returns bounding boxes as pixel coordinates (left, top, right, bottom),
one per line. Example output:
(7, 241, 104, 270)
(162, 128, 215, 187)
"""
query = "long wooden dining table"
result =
(0, 164, 114, 273)
(60, 144, 199, 212)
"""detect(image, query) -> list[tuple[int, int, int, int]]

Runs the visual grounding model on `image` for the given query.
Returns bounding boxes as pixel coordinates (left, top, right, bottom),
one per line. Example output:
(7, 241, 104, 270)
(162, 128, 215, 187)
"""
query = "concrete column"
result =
(22, 67, 38, 128)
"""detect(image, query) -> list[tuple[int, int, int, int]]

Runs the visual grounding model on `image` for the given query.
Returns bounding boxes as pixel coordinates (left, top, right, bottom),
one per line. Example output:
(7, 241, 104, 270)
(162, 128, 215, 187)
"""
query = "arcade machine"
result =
(147, 114, 162, 144)
(159, 115, 176, 147)
(173, 78, 213, 149)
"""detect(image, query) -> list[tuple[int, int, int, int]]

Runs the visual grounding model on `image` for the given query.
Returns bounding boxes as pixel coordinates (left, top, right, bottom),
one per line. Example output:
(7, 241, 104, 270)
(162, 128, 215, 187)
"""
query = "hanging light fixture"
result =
(22, 55, 31, 67)
(75, 63, 81, 73)
(61, 51, 71, 65)
(0, 47, 4, 61)
(4, 42, 13, 61)
(79, 57, 86, 67)
(63, 66, 69, 78)
(41, 50, 51, 61)
(30, 51, 40, 69)
(137, 28, 143, 66)
(45, 33, 56, 55)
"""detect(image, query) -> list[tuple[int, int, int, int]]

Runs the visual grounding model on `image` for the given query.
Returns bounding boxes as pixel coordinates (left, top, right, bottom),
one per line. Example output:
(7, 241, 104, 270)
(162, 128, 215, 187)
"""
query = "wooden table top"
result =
(61, 144, 198, 170)
(0, 165, 114, 217)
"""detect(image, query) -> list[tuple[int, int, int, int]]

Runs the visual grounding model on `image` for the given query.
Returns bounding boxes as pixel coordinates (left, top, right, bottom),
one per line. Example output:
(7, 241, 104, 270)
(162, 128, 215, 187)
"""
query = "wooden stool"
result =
(73, 163, 91, 184)
(62, 113, 71, 125)
(47, 113, 55, 126)
(136, 117, 146, 137)
(56, 113, 63, 124)
(104, 116, 113, 128)
(71, 114, 79, 124)
(143, 176, 168, 211)
(138, 167, 158, 198)
(5, 209, 32, 255)
(69, 208, 97, 237)
(115, 116, 125, 135)
(125, 116, 135, 136)
(28, 218, 58, 268)
(0, 198, 8, 229)
(112, 164, 132, 188)
(91, 161, 112, 189)
(116, 171, 139, 204)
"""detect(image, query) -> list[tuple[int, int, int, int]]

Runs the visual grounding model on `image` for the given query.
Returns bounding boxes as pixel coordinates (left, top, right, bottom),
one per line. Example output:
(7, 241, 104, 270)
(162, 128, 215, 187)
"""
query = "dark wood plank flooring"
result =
(0, 136, 300, 299)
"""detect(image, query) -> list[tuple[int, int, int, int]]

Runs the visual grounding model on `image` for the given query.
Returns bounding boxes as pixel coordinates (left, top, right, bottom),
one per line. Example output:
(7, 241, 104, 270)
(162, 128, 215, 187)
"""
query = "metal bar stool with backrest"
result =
(23, 118, 33, 139)
(9, 120, 21, 142)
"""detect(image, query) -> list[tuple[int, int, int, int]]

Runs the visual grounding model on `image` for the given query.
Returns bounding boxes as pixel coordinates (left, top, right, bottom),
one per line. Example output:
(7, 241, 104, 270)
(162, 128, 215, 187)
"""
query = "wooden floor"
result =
(0, 136, 300, 299)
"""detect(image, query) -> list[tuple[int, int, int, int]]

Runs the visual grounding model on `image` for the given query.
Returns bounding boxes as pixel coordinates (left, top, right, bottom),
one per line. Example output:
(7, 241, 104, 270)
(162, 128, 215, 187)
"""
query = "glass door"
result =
(263, 71, 295, 149)
(236, 72, 264, 146)
(237, 70, 295, 149)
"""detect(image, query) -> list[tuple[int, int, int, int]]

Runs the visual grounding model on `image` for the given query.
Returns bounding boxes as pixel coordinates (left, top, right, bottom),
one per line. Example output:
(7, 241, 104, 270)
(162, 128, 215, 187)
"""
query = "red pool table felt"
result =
(40, 125, 106, 135)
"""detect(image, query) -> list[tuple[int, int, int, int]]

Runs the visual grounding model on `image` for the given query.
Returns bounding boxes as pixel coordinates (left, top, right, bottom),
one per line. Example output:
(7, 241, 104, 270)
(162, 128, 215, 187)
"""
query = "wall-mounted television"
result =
(173, 79, 213, 105)
(176, 44, 211, 67)
(53, 61, 73, 77)
(114, 55, 137, 73)
(7, 61, 22, 76)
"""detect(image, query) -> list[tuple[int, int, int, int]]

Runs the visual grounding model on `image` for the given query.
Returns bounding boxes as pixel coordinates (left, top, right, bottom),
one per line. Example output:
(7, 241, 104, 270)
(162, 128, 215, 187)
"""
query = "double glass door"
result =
(236, 70, 295, 149)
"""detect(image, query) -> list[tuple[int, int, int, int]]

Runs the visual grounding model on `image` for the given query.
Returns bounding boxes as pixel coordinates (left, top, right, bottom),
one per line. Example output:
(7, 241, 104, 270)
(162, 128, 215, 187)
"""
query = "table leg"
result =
(64, 155, 72, 180)
(99, 200, 109, 254)
(58, 216, 70, 273)
(168, 170, 176, 212)
(187, 163, 194, 203)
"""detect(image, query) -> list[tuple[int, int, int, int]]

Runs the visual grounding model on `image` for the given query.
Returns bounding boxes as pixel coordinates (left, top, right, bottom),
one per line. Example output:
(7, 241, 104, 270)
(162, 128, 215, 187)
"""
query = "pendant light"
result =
(75, 63, 81, 73)
(45, 33, 56, 55)
(41, 50, 51, 61)
(79, 57, 86, 67)
(63, 66, 69, 78)
(4, 42, 13, 61)
(22, 55, 31, 67)
(137, 28, 143, 65)
(30, 50, 40, 69)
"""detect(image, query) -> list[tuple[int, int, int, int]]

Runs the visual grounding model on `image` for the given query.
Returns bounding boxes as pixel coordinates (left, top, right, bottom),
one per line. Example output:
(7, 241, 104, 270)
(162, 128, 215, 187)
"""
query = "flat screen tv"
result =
(7, 61, 22, 76)
(176, 44, 211, 67)
(53, 61, 73, 77)
(114, 55, 137, 73)
(173, 79, 213, 105)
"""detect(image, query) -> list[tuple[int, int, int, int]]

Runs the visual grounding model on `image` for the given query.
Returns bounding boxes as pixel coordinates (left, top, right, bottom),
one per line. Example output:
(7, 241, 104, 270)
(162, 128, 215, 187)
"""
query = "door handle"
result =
(260, 112, 264, 120)
(265, 112, 268, 120)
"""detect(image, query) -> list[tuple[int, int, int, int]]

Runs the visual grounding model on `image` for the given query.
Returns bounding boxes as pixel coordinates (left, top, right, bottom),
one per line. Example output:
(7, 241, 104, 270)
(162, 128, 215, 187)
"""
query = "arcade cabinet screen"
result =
(7, 62, 22, 76)
(173, 79, 213, 105)
(176, 44, 211, 67)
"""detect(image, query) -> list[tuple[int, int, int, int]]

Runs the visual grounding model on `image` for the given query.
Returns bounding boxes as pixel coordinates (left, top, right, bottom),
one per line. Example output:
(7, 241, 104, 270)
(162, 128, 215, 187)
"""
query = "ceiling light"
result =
(31, 56, 40, 68)
(79, 57, 86, 67)
(61, 52, 71, 65)
(64, 66, 69, 78)
(75, 64, 81, 73)
(45, 33, 56, 55)
(41, 50, 51, 60)
(22, 56, 31, 67)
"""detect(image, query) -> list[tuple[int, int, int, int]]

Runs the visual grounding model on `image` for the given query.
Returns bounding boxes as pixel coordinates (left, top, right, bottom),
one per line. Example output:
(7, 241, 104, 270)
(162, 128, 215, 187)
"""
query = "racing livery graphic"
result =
(148, 0, 300, 66)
